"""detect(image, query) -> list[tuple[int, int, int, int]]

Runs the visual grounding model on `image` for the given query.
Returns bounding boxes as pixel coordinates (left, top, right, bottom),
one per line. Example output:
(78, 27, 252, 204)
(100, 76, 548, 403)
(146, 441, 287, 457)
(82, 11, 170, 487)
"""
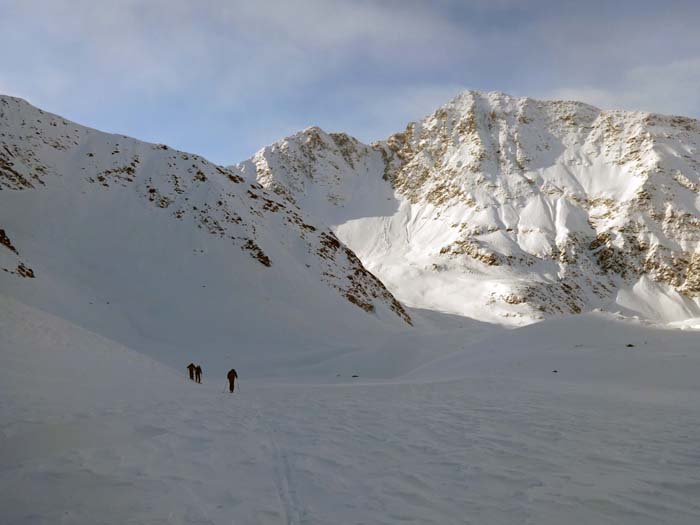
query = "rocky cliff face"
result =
(0, 94, 412, 359)
(240, 91, 700, 325)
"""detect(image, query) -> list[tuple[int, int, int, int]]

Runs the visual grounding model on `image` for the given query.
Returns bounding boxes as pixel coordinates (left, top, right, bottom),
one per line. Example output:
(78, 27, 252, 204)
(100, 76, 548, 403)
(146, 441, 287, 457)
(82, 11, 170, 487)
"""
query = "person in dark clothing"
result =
(187, 363, 196, 381)
(227, 368, 238, 393)
(195, 365, 203, 384)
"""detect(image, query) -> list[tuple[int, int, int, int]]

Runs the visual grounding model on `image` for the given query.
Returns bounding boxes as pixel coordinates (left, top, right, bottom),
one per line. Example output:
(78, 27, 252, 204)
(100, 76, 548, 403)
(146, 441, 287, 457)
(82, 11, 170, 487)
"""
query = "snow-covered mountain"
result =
(3, 87, 700, 369)
(0, 95, 413, 374)
(4, 92, 700, 524)
(238, 90, 700, 325)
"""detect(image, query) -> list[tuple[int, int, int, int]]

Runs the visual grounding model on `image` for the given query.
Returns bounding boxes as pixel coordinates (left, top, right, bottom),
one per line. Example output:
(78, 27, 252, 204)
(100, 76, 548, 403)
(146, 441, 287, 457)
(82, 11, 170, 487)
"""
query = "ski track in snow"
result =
(255, 400, 303, 525)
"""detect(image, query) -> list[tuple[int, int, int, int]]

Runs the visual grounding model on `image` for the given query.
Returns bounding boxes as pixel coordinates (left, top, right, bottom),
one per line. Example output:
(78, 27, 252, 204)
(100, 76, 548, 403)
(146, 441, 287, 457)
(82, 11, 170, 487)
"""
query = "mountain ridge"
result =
(0, 94, 414, 373)
(2, 89, 700, 333)
(237, 89, 700, 325)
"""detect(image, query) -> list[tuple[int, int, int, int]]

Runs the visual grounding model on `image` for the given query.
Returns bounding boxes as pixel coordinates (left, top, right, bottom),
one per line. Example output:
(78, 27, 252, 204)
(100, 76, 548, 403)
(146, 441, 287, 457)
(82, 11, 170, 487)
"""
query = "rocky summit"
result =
(237, 91, 700, 326)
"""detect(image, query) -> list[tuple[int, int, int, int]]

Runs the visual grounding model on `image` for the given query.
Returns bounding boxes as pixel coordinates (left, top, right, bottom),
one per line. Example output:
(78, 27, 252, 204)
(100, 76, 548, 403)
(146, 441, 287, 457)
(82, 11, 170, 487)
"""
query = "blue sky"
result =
(2, 0, 699, 164)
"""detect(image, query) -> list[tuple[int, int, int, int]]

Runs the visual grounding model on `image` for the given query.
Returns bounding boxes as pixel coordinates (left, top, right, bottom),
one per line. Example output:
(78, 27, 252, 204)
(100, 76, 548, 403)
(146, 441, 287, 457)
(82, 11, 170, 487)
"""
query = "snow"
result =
(3, 90, 700, 523)
(614, 277, 700, 324)
(3, 293, 700, 524)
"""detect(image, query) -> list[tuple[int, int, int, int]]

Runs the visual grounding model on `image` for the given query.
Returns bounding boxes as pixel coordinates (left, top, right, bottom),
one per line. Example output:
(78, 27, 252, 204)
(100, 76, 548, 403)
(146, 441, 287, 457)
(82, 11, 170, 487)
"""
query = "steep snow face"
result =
(243, 91, 700, 325)
(0, 96, 412, 372)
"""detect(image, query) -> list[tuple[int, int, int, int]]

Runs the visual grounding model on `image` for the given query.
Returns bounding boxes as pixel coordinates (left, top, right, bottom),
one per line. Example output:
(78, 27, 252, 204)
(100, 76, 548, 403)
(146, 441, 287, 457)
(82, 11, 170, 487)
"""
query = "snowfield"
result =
(2, 293, 700, 525)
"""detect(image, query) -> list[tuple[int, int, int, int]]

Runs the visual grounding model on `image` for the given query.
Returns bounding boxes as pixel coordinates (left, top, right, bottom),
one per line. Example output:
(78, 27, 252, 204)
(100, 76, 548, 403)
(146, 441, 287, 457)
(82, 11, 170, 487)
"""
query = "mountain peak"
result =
(247, 89, 700, 326)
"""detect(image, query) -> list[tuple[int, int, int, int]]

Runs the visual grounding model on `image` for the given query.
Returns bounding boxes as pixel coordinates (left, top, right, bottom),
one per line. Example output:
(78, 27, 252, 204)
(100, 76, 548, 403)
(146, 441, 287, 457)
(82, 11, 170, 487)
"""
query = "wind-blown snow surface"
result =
(241, 91, 700, 326)
(3, 293, 700, 524)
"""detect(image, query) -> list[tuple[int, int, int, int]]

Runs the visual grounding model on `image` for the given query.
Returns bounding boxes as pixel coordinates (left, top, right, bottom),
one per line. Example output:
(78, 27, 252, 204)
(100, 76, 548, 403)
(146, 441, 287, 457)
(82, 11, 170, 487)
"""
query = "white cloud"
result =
(2, 0, 698, 164)
(1, 0, 473, 105)
(327, 83, 467, 141)
(542, 58, 700, 117)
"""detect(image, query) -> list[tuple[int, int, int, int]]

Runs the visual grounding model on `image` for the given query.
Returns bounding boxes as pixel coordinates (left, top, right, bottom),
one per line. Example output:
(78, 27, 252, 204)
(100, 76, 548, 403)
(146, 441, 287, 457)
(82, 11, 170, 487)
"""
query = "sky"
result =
(1, 0, 699, 165)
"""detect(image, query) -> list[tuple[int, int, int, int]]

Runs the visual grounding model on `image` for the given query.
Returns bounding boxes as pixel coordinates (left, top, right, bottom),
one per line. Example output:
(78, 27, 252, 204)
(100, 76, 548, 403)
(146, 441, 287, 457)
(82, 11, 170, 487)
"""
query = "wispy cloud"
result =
(545, 58, 700, 117)
(1, 1, 698, 163)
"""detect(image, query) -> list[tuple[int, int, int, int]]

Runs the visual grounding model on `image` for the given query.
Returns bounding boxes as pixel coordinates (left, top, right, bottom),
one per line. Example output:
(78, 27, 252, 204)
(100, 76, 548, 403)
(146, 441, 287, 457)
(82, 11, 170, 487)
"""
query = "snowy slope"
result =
(242, 91, 700, 325)
(3, 293, 700, 524)
(0, 95, 414, 374)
